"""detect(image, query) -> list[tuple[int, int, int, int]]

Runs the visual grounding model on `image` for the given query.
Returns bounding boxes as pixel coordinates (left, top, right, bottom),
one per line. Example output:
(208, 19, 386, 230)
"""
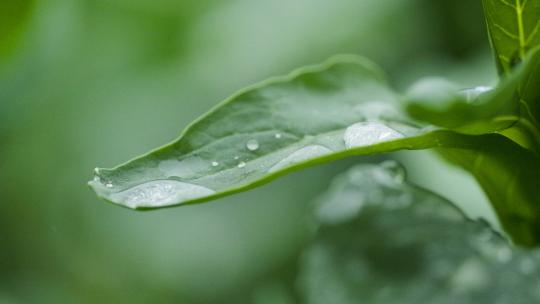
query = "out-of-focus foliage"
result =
(0, 0, 34, 58)
(0, 0, 497, 303)
(299, 163, 540, 304)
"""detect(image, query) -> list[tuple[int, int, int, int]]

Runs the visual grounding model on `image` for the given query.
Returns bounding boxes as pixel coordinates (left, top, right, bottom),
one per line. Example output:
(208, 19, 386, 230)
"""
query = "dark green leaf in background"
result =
(299, 162, 540, 303)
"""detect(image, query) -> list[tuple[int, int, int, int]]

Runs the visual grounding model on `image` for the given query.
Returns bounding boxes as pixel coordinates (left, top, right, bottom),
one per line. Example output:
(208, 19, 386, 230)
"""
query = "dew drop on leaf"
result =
(246, 139, 259, 151)
(274, 133, 282, 139)
(343, 122, 404, 149)
(211, 161, 219, 167)
(460, 86, 492, 102)
(237, 161, 246, 168)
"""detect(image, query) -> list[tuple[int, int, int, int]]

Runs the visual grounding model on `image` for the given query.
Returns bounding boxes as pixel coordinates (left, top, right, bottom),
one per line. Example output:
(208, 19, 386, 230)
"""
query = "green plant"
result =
(90, 0, 540, 246)
(88, 1, 540, 301)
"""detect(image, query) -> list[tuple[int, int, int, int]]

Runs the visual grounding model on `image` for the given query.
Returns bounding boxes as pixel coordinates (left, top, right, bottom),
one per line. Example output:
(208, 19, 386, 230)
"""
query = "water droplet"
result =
(237, 161, 246, 168)
(234, 156, 240, 160)
(274, 133, 282, 139)
(94, 167, 101, 174)
(317, 191, 367, 224)
(377, 160, 406, 185)
(211, 161, 219, 167)
(110, 180, 215, 208)
(343, 122, 404, 149)
(269, 145, 332, 173)
(460, 86, 492, 102)
(246, 139, 259, 151)
(105, 182, 113, 188)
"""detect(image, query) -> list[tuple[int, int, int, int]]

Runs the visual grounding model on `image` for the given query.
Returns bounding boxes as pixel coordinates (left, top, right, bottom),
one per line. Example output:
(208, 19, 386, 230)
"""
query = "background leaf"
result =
(0, 0, 34, 59)
(298, 162, 540, 303)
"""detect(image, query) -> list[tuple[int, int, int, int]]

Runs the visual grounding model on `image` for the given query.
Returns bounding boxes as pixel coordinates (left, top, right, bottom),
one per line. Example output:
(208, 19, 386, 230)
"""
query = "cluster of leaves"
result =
(91, 0, 540, 247)
(88, 0, 540, 301)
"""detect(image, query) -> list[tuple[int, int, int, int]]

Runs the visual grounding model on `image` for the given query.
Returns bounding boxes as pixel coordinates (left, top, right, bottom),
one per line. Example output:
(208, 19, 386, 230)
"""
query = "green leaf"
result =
(438, 134, 540, 246)
(406, 49, 540, 152)
(299, 162, 540, 304)
(0, 0, 34, 59)
(89, 56, 472, 210)
(89, 55, 540, 246)
(483, 0, 540, 75)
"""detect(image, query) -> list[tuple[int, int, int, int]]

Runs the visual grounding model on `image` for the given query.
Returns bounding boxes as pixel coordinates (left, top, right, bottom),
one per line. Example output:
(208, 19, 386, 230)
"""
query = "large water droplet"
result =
(110, 180, 215, 208)
(246, 139, 259, 151)
(343, 122, 404, 149)
(460, 86, 492, 102)
(269, 145, 332, 173)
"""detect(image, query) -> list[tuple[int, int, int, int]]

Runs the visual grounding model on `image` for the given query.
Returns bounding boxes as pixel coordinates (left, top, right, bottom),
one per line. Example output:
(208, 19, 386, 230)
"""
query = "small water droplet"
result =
(237, 161, 246, 168)
(246, 139, 259, 151)
(275, 133, 282, 139)
(234, 156, 240, 160)
(105, 182, 113, 188)
(211, 161, 219, 167)
(343, 122, 404, 149)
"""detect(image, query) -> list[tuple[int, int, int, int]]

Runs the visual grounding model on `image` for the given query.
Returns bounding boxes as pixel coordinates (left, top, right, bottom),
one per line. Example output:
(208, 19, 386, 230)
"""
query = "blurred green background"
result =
(0, 1, 499, 303)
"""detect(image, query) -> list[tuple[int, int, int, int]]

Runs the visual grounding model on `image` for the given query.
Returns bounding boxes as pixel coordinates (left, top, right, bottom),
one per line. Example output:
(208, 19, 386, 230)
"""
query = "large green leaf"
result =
(88, 55, 540, 244)
(89, 56, 483, 210)
(483, 0, 540, 75)
(299, 162, 540, 304)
